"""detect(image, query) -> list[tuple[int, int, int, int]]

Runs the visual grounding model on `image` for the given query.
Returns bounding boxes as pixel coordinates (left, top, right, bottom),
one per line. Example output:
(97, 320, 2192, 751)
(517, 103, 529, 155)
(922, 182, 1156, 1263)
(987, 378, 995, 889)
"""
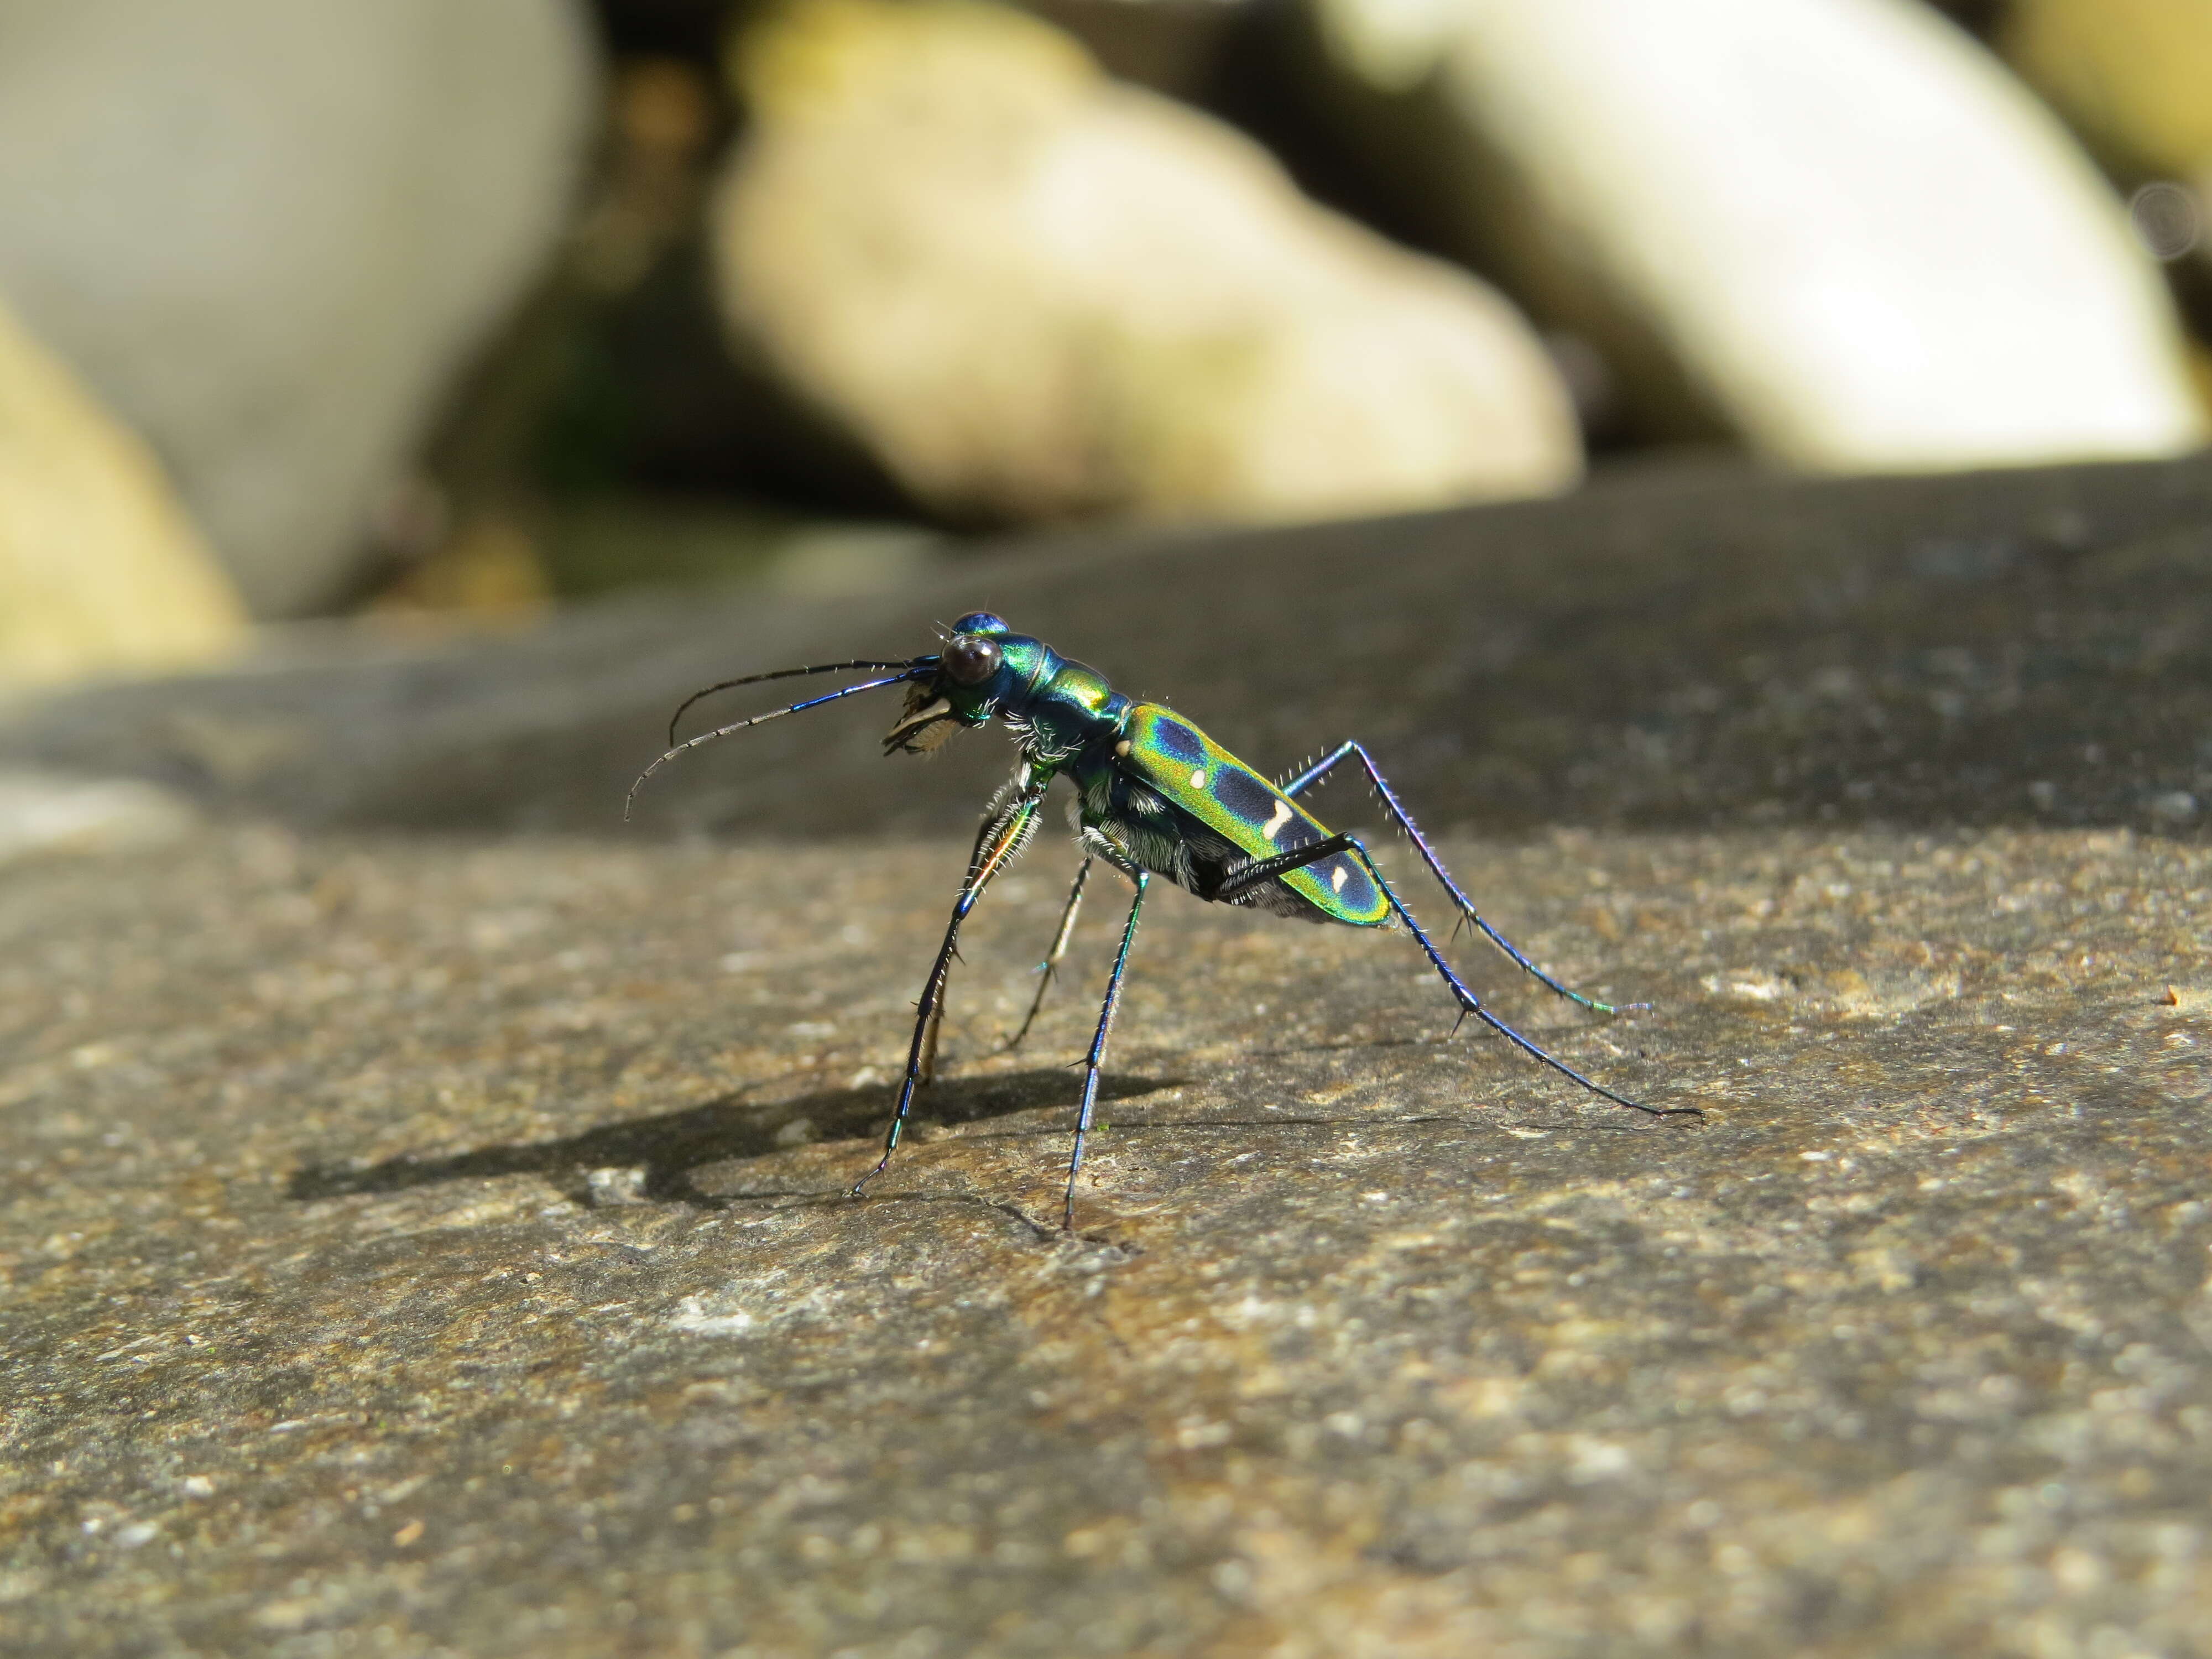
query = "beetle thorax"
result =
(997, 650, 1125, 767)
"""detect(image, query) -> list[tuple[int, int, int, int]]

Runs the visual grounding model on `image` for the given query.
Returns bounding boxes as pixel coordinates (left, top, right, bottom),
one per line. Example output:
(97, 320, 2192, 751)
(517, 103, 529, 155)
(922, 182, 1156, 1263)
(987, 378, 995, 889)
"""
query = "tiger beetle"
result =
(629, 613, 1699, 1230)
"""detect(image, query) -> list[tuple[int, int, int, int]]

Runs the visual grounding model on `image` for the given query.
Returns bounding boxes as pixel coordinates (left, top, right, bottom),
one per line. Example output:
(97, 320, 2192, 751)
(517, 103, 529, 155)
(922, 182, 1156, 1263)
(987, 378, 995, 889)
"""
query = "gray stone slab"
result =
(3, 821, 2208, 1655)
(4, 453, 2211, 841)
(7, 456, 2212, 1654)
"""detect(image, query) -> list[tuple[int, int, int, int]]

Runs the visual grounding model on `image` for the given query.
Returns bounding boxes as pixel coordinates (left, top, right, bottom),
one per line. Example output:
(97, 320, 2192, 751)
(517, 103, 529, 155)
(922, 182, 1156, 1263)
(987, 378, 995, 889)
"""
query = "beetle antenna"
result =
(627, 672, 920, 820)
(666, 658, 937, 746)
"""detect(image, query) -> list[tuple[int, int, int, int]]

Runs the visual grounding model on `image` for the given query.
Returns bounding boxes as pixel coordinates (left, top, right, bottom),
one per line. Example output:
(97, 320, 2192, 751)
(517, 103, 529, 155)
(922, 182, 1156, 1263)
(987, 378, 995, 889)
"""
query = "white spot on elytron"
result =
(1114, 739, 1131, 757)
(1262, 800, 1294, 841)
(1188, 768, 1207, 789)
(1331, 864, 1349, 893)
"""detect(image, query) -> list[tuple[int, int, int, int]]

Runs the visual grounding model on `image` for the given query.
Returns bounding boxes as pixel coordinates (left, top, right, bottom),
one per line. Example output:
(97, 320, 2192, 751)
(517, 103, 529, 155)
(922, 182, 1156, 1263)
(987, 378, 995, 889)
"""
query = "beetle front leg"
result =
(853, 787, 1045, 1197)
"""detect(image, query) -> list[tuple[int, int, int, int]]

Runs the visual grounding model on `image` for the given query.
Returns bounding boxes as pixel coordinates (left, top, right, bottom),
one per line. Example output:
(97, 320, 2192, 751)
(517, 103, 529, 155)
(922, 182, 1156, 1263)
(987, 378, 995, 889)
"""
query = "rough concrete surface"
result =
(7, 456, 2212, 1656)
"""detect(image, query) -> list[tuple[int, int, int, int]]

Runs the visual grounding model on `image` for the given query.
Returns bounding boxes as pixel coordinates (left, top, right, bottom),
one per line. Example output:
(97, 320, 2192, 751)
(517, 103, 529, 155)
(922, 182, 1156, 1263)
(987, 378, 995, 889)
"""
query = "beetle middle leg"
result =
(1062, 870, 1147, 1230)
(1004, 856, 1093, 1052)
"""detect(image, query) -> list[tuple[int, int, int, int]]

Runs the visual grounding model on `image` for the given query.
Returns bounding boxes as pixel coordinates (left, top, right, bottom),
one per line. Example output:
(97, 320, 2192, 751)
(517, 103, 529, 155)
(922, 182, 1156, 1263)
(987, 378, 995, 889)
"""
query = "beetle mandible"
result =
(630, 612, 1700, 1229)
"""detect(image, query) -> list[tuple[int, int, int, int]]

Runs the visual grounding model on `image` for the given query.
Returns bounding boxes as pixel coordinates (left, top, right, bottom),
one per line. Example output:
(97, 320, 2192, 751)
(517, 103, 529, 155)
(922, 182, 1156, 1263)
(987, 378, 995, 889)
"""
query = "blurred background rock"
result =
(1276, 0, 2204, 470)
(714, 0, 1582, 524)
(0, 0, 2208, 686)
(0, 0, 599, 637)
(0, 293, 247, 690)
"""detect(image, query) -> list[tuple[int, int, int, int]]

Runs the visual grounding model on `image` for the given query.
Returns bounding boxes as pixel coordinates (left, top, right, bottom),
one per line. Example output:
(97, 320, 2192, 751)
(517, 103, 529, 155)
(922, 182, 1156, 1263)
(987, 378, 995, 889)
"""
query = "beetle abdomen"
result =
(1095, 705, 1391, 927)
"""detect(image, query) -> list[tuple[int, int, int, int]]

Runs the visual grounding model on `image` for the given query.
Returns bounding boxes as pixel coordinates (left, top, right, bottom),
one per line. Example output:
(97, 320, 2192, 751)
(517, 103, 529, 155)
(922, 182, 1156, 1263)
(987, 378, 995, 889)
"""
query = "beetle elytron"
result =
(631, 613, 1699, 1228)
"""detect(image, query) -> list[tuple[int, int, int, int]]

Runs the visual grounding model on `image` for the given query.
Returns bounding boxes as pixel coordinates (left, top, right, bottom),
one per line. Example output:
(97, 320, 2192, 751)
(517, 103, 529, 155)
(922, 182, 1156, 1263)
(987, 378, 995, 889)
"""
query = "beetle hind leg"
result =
(1344, 840, 1699, 1123)
(1279, 740, 1641, 1016)
(1217, 830, 1696, 1122)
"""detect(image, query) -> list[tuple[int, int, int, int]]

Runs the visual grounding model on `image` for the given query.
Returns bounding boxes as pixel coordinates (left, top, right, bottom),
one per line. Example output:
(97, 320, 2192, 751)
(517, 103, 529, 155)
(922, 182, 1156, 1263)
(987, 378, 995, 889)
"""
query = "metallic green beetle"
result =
(633, 612, 1699, 1229)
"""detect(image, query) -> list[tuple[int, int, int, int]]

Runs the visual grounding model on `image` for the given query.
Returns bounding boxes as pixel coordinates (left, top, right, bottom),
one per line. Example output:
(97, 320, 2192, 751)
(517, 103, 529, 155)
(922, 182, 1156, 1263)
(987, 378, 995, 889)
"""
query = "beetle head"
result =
(884, 612, 1017, 754)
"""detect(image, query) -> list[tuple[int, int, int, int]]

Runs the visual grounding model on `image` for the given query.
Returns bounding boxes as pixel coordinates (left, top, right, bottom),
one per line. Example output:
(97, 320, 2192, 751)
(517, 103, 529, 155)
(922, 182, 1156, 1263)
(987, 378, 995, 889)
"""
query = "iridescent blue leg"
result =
(1279, 741, 1637, 1015)
(1217, 833, 1698, 1123)
(1063, 872, 1147, 1229)
(853, 786, 1045, 1197)
(1004, 857, 1093, 1052)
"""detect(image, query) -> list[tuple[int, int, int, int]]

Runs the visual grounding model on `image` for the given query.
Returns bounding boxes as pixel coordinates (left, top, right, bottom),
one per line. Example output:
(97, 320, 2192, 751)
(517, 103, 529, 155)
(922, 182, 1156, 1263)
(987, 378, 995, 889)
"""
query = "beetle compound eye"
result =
(942, 637, 1001, 686)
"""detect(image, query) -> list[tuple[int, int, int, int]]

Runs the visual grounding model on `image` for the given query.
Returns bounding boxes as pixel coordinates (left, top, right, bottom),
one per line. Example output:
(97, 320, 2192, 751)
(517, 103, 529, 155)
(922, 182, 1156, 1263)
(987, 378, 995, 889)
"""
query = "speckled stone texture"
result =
(6, 456, 2212, 1656)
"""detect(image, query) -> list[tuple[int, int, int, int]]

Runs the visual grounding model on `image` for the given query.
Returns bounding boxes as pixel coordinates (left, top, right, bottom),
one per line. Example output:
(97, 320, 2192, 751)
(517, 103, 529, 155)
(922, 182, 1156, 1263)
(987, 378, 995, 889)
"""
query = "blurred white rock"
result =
(0, 295, 246, 690)
(0, 1, 598, 617)
(0, 770, 199, 867)
(712, 0, 1582, 529)
(1302, 0, 2209, 471)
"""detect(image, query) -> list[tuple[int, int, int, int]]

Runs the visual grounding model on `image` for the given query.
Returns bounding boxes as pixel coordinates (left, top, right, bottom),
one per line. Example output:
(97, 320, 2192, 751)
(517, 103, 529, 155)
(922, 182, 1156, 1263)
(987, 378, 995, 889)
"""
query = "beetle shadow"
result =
(286, 1067, 1187, 1210)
